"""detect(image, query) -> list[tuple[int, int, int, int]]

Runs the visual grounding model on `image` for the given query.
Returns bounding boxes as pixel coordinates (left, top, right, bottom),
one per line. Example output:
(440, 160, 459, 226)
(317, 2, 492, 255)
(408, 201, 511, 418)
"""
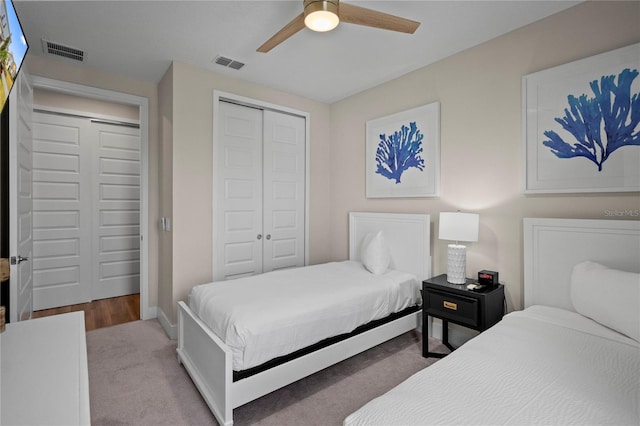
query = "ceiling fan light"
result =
(304, 0, 339, 32)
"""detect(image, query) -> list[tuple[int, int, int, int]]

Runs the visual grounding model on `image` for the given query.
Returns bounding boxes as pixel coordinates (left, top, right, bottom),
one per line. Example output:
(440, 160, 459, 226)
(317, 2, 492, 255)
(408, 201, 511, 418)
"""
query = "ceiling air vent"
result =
(214, 55, 244, 71)
(41, 39, 85, 62)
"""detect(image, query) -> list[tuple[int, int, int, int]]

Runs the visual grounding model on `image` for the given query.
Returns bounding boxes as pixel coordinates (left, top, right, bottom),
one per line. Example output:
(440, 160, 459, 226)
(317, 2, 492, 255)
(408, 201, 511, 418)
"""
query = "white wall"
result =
(328, 0, 640, 310)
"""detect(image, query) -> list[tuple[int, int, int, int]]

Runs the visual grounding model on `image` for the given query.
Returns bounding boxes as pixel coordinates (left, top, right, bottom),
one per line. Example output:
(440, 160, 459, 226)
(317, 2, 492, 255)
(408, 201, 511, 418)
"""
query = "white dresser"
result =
(0, 311, 90, 425)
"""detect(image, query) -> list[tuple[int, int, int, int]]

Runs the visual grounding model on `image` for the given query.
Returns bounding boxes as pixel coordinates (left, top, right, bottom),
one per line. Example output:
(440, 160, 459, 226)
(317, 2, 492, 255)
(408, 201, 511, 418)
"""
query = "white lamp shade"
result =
(439, 212, 479, 242)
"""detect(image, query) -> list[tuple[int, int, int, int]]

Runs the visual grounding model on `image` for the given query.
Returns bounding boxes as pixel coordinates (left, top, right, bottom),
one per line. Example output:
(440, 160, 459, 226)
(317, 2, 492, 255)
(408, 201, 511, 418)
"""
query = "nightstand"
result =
(422, 274, 505, 358)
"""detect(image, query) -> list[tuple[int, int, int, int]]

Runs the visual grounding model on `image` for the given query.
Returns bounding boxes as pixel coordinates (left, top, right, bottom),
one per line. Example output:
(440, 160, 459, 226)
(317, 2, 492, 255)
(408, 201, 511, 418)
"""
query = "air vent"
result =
(214, 55, 244, 71)
(214, 56, 232, 66)
(41, 39, 85, 62)
(228, 61, 244, 70)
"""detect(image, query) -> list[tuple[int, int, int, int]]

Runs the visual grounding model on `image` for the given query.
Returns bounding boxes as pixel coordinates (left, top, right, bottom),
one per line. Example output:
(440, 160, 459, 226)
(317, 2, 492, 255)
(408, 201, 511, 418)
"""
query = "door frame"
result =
(212, 90, 310, 278)
(31, 76, 152, 320)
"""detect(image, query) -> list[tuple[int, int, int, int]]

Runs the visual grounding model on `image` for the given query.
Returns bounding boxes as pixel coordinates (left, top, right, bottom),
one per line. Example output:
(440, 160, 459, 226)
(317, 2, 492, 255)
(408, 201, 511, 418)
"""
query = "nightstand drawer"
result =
(425, 289, 479, 327)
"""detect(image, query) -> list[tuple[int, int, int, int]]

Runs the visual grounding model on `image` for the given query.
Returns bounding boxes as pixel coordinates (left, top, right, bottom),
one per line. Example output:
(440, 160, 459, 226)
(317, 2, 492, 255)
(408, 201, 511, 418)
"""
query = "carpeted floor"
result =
(86, 319, 448, 426)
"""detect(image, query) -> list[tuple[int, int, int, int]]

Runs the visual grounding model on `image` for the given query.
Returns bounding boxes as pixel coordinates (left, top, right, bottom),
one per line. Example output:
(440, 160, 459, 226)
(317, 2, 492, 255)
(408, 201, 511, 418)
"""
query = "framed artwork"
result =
(366, 102, 440, 198)
(523, 43, 640, 193)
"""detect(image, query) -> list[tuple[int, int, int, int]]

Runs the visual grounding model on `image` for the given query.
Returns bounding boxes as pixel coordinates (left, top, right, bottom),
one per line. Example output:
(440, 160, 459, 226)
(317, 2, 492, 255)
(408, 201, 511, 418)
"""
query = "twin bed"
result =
(177, 212, 431, 425)
(178, 214, 640, 426)
(345, 218, 640, 425)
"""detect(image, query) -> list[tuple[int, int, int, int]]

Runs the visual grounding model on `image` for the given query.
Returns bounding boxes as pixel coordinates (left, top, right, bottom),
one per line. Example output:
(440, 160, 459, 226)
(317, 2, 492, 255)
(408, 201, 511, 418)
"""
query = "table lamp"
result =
(439, 212, 479, 284)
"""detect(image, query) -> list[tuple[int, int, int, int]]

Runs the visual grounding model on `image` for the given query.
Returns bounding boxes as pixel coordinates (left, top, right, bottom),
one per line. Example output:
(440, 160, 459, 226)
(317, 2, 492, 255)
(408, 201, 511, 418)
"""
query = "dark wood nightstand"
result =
(422, 274, 505, 358)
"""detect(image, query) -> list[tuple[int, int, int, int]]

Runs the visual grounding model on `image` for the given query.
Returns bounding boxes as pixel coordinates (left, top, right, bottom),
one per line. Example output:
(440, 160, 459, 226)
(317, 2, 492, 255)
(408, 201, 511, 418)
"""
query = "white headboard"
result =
(523, 218, 640, 310)
(349, 212, 431, 281)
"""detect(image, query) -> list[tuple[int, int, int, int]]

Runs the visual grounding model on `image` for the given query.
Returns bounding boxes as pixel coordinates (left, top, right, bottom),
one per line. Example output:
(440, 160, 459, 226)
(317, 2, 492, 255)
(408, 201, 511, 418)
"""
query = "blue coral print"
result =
(543, 68, 640, 171)
(375, 121, 425, 183)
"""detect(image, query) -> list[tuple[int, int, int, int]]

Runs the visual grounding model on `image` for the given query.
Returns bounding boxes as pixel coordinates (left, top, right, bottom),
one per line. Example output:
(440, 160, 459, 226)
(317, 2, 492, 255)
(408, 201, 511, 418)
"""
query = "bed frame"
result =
(523, 217, 640, 308)
(177, 212, 431, 426)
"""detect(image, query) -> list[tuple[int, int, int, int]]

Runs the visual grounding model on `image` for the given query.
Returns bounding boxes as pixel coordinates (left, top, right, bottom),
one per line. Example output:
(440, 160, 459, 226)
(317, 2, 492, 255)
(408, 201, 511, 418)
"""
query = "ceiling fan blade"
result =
(339, 3, 420, 34)
(257, 12, 306, 53)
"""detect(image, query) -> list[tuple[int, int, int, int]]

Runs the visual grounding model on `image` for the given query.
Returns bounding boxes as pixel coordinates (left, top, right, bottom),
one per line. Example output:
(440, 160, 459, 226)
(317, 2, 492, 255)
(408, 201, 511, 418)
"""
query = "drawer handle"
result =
(443, 301, 457, 310)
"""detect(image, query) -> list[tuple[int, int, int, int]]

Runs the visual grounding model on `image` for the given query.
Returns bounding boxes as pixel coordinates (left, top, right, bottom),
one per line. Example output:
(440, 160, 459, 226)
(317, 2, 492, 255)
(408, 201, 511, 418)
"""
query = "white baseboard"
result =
(157, 307, 177, 340)
(141, 305, 157, 321)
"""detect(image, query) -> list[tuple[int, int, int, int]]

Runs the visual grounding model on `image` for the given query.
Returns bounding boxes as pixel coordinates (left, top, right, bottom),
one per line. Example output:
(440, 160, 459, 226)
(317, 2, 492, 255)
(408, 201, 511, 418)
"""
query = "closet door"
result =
(91, 122, 141, 300)
(31, 112, 92, 309)
(213, 101, 306, 281)
(31, 111, 141, 309)
(214, 102, 263, 280)
(262, 110, 305, 272)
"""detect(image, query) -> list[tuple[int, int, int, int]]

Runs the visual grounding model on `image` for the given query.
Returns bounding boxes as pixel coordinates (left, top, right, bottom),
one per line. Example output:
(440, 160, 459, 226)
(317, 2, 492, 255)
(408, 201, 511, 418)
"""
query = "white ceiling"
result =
(15, 0, 581, 104)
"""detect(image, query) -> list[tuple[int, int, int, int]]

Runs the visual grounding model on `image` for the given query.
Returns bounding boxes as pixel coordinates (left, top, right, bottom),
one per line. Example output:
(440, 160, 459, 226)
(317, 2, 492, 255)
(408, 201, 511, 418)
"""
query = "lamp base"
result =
(446, 244, 467, 284)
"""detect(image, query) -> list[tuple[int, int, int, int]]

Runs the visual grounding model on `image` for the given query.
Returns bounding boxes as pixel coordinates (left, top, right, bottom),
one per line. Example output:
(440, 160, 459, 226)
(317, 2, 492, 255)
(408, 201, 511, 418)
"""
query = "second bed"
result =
(177, 212, 432, 425)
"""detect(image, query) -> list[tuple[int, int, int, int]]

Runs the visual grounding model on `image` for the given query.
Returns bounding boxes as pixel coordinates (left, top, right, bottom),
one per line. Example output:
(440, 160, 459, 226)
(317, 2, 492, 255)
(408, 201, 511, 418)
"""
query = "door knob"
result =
(266, 234, 271, 240)
(257, 234, 262, 240)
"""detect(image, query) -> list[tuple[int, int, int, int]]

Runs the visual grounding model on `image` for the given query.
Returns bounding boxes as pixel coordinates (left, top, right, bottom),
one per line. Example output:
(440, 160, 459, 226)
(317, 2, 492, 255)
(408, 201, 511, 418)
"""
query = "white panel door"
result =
(31, 112, 92, 309)
(8, 72, 34, 322)
(214, 102, 263, 281)
(91, 122, 140, 300)
(31, 112, 141, 308)
(262, 110, 305, 272)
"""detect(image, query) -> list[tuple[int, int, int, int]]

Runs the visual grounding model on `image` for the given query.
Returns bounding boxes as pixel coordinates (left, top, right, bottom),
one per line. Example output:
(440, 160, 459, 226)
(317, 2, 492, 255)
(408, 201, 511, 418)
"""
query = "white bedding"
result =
(189, 260, 421, 371)
(344, 305, 640, 425)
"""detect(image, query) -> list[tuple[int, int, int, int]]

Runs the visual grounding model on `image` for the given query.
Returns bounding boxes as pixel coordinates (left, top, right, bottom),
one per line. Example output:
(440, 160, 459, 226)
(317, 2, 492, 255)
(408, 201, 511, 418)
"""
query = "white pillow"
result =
(360, 231, 390, 275)
(570, 261, 640, 342)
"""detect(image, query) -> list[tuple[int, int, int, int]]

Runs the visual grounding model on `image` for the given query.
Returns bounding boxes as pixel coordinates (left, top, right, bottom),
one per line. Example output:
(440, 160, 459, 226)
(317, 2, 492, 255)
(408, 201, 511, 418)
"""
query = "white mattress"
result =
(344, 305, 640, 425)
(189, 260, 421, 371)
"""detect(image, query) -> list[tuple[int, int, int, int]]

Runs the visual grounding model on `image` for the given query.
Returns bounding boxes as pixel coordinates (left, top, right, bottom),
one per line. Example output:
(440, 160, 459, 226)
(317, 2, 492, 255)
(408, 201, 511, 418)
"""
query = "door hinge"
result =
(10, 255, 29, 265)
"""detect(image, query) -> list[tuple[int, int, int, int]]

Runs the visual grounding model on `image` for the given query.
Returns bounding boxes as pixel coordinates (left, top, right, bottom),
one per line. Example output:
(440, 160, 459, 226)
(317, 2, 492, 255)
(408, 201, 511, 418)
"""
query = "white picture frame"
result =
(366, 102, 440, 198)
(522, 43, 640, 194)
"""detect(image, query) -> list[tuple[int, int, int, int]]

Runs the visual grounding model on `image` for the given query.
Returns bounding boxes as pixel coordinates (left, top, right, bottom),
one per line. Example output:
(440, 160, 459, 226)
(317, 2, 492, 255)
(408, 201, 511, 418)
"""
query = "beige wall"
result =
(163, 62, 332, 322)
(157, 63, 174, 323)
(33, 88, 139, 120)
(328, 1, 640, 310)
(25, 54, 160, 314)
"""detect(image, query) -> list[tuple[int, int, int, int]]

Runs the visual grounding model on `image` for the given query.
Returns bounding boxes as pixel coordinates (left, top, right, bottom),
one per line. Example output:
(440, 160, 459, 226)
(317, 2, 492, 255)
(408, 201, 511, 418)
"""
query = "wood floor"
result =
(32, 294, 140, 331)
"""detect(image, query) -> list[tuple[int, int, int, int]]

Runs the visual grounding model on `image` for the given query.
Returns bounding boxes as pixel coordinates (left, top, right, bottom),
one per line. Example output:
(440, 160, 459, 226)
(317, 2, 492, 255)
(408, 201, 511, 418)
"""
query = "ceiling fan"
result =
(257, 0, 420, 53)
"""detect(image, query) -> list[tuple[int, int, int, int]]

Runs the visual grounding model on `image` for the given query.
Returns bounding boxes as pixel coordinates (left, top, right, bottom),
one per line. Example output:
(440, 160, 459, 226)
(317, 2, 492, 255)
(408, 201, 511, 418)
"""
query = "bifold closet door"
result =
(31, 111, 140, 310)
(262, 110, 305, 273)
(215, 102, 264, 280)
(214, 101, 305, 281)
